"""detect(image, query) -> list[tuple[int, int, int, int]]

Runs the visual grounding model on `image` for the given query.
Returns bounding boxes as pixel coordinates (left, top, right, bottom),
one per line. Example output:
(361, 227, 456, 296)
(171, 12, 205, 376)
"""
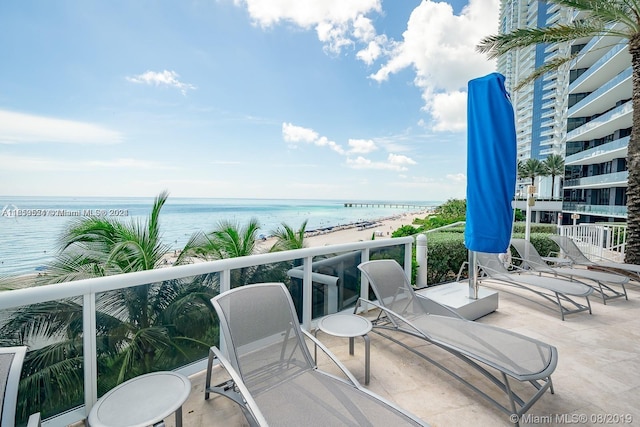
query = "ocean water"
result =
(0, 196, 439, 277)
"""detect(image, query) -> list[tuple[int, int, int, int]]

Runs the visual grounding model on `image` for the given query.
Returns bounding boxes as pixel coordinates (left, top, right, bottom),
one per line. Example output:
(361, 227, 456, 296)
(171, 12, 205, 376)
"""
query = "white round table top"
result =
(317, 313, 372, 338)
(88, 371, 191, 427)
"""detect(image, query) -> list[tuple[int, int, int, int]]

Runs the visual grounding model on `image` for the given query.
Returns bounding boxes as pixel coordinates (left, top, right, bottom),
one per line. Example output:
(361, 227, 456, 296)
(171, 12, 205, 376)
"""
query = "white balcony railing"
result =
(0, 237, 414, 426)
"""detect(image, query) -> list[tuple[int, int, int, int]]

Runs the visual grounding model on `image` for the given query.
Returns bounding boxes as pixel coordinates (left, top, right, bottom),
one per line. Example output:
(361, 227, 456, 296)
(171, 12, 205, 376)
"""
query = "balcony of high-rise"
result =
(568, 67, 632, 118)
(566, 101, 632, 142)
(563, 170, 628, 189)
(565, 135, 629, 166)
(569, 44, 630, 94)
(562, 202, 628, 218)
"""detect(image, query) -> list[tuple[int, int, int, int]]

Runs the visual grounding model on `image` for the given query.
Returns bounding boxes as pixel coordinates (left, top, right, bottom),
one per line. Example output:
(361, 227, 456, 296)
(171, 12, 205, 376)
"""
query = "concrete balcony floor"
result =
(155, 282, 640, 427)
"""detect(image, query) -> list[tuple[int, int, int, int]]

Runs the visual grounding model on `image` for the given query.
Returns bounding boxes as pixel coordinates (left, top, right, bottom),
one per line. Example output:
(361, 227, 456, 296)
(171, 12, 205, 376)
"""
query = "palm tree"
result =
(2, 191, 218, 421)
(269, 220, 308, 252)
(476, 0, 640, 263)
(544, 154, 565, 199)
(519, 158, 548, 187)
(181, 218, 261, 285)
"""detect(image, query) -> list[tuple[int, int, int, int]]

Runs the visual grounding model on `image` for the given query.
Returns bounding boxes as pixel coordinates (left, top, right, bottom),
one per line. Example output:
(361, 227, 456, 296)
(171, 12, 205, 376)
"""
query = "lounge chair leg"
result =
(205, 348, 215, 400)
(555, 293, 565, 321)
(502, 373, 519, 426)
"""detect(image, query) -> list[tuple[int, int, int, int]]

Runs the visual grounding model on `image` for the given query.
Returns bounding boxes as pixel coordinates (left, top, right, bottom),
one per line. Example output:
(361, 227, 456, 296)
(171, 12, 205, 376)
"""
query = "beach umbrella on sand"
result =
(464, 73, 517, 298)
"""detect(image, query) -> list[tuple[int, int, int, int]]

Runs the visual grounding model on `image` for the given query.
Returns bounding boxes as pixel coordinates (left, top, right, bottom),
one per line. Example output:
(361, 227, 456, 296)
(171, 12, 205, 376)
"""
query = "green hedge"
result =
(512, 222, 558, 234)
(425, 232, 467, 285)
(423, 230, 561, 286)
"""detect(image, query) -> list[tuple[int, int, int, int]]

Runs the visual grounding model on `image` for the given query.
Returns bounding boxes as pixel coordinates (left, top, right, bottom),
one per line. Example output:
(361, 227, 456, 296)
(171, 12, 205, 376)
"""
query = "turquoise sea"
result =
(0, 196, 440, 277)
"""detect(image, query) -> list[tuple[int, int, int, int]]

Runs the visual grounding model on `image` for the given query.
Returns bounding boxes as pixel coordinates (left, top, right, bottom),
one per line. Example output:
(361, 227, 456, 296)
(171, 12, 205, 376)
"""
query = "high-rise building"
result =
(498, 0, 568, 222)
(497, 0, 631, 224)
(563, 21, 631, 223)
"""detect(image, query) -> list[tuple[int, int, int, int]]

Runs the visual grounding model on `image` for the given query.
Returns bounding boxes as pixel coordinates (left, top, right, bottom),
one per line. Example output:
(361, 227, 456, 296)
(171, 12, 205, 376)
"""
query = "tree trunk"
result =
(551, 175, 556, 198)
(626, 34, 640, 264)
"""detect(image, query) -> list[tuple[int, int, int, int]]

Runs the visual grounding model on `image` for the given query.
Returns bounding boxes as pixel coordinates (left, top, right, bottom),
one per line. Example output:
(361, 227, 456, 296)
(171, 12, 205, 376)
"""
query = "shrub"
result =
(512, 222, 557, 234)
(425, 231, 467, 285)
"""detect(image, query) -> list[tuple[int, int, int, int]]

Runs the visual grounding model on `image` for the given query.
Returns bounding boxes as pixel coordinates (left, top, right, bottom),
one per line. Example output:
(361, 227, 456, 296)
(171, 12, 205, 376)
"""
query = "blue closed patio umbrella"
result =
(465, 72, 517, 298)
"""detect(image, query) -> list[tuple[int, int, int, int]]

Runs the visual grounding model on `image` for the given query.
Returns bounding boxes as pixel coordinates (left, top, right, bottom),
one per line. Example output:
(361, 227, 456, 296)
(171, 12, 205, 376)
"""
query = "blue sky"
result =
(0, 0, 498, 201)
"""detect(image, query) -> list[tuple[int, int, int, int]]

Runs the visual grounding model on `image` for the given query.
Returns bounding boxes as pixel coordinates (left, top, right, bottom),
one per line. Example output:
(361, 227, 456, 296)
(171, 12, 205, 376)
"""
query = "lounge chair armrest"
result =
(27, 413, 41, 427)
(356, 297, 436, 335)
(301, 329, 361, 387)
(456, 261, 469, 282)
(208, 346, 269, 427)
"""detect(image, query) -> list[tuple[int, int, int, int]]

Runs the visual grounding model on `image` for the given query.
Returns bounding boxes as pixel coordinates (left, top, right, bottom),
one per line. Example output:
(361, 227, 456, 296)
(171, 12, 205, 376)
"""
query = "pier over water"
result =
(344, 202, 433, 209)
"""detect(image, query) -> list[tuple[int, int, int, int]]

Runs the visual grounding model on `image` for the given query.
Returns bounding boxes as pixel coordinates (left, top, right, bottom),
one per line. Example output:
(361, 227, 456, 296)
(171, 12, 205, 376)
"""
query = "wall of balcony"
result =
(563, 170, 628, 189)
(565, 135, 629, 166)
(0, 237, 414, 426)
(562, 203, 627, 218)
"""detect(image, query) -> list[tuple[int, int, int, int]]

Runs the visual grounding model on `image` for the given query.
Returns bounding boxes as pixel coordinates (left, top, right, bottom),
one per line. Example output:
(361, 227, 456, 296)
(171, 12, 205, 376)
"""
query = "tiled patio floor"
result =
(158, 280, 640, 427)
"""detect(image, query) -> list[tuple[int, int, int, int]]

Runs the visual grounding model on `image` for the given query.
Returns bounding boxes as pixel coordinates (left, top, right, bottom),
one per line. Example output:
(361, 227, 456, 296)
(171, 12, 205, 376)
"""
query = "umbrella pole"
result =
(468, 251, 479, 299)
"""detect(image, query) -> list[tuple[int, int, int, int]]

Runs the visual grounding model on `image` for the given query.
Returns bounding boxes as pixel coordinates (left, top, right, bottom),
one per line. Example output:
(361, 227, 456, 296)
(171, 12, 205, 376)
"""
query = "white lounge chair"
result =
(357, 260, 558, 426)
(475, 252, 593, 320)
(550, 235, 640, 284)
(511, 238, 628, 304)
(0, 346, 41, 427)
(204, 282, 429, 426)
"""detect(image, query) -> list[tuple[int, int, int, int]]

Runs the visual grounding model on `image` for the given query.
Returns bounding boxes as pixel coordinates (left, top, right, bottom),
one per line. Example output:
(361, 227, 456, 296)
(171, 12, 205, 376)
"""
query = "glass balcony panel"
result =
(569, 43, 626, 92)
(1, 300, 86, 423)
(568, 67, 632, 117)
(565, 136, 629, 164)
(563, 170, 628, 188)
(566, 101, 632, 141)
(562, 203, 627, 217)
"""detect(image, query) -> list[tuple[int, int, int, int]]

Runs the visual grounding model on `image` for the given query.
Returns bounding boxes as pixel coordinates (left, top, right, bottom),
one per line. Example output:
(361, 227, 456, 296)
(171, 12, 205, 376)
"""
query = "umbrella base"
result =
(417, 281, 499, 320)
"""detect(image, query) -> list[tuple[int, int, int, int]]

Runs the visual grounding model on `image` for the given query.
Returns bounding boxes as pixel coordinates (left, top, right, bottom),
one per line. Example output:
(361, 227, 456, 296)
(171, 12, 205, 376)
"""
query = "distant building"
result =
(563, 16, 631, 223)
(498, 0, 569, 222)
(497, 0, 631, 224)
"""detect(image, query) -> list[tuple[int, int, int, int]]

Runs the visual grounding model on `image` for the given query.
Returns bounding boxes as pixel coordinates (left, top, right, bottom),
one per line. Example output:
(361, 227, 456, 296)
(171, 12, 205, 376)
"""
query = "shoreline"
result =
(6, 209, 432, 287)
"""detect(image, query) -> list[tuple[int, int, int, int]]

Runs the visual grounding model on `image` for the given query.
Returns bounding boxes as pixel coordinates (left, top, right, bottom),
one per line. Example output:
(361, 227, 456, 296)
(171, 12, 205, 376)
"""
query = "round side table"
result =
(88, 371, 191, 427)
(315, 313, 372, 385)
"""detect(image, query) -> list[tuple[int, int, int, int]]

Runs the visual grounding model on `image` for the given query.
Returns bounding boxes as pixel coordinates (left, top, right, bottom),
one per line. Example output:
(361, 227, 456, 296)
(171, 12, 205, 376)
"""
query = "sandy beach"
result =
(5, 210, 432, 288)
(257, 210, 430, 251)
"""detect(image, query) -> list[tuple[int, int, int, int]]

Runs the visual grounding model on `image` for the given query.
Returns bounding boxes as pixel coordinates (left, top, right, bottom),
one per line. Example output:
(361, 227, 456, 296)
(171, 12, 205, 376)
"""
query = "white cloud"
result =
(370, 0, 499, 131)
(234, 0, 381, 54)
(348, 138, 377, 154)
(347, 153, 416, 171)
(446, 173, 466, 183)
(126, 70, 196, 95)
(356, 40, 383, 65)
(282, 122, 345, 154)
(430, 91, 468, 132)
(282, 122, 319, 144)
(388, 153, 417, 167)
(0, 110, 123, 145)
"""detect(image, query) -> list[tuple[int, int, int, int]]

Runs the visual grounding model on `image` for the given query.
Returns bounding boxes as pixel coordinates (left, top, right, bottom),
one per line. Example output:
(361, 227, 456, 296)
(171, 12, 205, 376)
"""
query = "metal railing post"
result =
(82, 293, 98, 414)
(302, 256, 313, 331)
(404, 242, 413, 283)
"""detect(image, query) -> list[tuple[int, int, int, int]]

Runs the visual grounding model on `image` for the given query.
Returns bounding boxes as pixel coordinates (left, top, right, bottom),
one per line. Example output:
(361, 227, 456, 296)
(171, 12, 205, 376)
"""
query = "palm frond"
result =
(478, 21, 609, 59)
(550, 0, 639, 31)
(513, 54, 579, 91)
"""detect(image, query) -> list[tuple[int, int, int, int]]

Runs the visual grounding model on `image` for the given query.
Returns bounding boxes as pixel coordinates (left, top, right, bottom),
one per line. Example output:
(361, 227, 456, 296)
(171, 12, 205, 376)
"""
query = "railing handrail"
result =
(0, 237, 414, 311)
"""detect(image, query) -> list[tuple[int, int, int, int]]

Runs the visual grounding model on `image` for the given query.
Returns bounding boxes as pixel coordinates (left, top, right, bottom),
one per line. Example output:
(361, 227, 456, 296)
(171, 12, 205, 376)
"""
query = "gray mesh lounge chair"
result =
(357, 260, 557, 426)
(475, 252, 593, 320)
(204, 282, 429, 427)
(1, 346, 41, 427)
(550, 235, 640, 284)
(511, 238, 628, 304)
